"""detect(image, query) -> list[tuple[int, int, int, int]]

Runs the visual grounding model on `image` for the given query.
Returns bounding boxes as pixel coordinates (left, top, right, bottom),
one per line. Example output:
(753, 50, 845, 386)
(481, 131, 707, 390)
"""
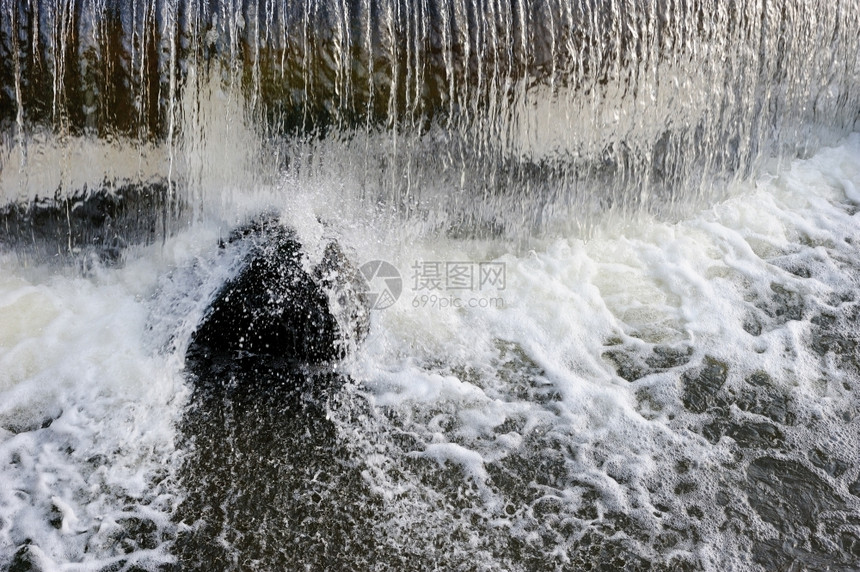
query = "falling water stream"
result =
(1, 0, 860, 570)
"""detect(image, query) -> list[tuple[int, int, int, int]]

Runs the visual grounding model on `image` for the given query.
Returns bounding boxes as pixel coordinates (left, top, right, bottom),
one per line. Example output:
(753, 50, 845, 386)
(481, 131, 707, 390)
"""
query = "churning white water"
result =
(0, 133, 858, 570)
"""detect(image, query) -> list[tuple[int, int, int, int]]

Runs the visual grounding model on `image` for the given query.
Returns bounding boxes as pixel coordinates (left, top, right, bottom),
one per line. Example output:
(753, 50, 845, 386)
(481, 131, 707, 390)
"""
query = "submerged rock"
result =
(175, 218, 374, 569)
(185, 216, 369, 392)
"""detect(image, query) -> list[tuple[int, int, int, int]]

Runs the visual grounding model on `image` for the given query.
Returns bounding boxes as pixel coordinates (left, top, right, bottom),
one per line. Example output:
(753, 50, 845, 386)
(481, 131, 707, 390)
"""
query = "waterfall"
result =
(2, 0, 859, 238)
(3, 3, 860, 570)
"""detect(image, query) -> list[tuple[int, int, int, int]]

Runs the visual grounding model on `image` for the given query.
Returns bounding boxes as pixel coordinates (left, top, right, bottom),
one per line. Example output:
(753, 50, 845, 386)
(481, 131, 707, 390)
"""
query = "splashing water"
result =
(2, 0, 859, 236)
(0, 1, 860, 570)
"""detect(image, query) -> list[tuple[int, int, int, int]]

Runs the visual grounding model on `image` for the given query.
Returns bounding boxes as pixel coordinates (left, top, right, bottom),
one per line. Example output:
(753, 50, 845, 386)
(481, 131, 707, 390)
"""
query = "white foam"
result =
(0, 233, 217, 569)
(332, 133, 860, 568)
(0, 133, 858, 569)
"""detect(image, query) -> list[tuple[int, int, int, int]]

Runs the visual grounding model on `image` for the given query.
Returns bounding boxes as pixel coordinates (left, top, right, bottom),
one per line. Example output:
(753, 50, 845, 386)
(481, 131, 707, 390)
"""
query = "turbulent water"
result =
(1, 0, 860, 570)
(3, 0, 860, 234)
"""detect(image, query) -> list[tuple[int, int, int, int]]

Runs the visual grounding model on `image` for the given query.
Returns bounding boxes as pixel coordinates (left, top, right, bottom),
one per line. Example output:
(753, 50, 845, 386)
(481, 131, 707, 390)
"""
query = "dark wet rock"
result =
(810, 331, 854, 356)
(811, 312, 839, 328)
(809, 330, 852, 356)
(314, 241, 371, 352)
(681, 356, 728, 413)
(0, 180, 181, 264)
(175, 217, 380, 569)
(185, 216, 369, 391)
(745, 457, 844, 531)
